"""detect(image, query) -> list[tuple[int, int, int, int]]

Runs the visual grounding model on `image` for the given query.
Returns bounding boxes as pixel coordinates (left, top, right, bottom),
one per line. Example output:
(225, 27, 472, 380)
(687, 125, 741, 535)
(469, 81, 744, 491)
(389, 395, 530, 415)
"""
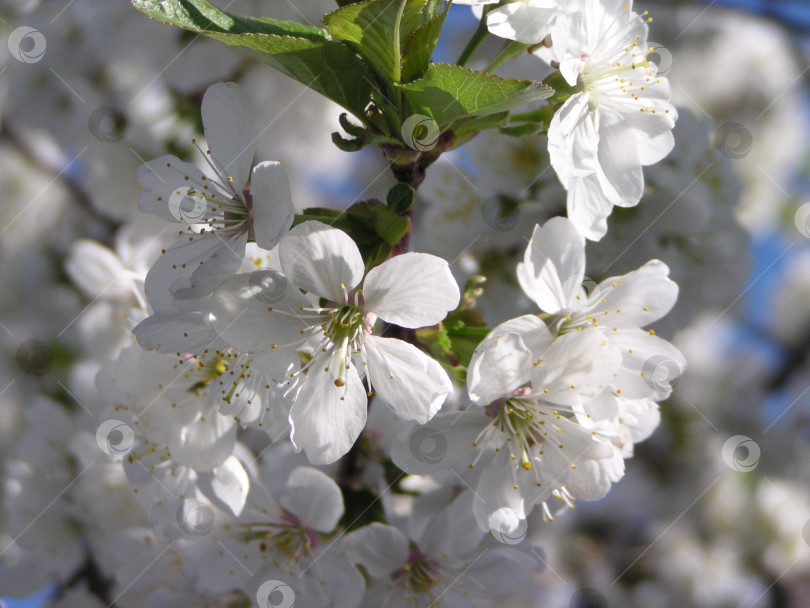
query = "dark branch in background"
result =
(739, 319, 810, 391)
(53, 552, 117, 607)
(0, 121, 123, 247)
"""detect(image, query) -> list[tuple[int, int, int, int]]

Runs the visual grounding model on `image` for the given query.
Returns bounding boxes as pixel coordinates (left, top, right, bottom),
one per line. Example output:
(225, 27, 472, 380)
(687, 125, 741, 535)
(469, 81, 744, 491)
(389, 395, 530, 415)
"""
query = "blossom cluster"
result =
(11, 0, 786, 606)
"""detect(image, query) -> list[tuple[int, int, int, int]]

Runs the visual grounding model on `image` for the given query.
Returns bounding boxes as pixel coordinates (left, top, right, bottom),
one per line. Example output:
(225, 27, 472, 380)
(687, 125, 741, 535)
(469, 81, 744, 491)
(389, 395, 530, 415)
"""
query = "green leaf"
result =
(373, 209, 410, 245)
(323, 0, 445, 84)
(332, 131, 366, 151)
(401, 4, 449, 82)
(131, 0, 375, 118)
(342, 200, 408, 264)
(397, 63, 553, 127)
(323, 0, 409, 83)
(132, 0, 327, 39)
(450, 110, 510, 139)
(386, 183, 415, 215)
(419, 0, 446, 23)
(499, 122, 545, 137)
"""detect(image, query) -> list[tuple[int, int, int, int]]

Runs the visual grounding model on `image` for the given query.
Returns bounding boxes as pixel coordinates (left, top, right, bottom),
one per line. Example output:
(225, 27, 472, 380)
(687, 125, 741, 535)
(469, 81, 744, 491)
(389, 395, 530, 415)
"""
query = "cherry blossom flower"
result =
(343, 492, 539, 607)
(138, 82, 294, 311)
(538, 0, 678, 239)
(210, 221, 460, 464)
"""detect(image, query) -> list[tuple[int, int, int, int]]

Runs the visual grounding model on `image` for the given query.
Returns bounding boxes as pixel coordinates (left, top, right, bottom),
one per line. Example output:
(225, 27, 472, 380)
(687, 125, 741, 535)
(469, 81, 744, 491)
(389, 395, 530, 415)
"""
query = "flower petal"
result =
(249, 161, 294, 250)
(467, 331, 533, 405)
(343, 523, 409, 578)
(566, 172, 615, 241)
(362, 252, 460, 328)
(209, 271, 312, 354)
(133, 311, 222, 354)
(289, 361, 367, 465)
(585, 259, 679, 328)
(197, 455, 250, 517)
(137, 155, 209, 223)
(391, 412, 488, 475)
(65, 239, 133, 300)
(595, 107, 645, 206)
(618, 397, 661, 445)
(363, 335, 452, 423)
(609, 329, 686, 400)
(279, 221, 365, 302)
(201, 82, 255, 192)
(548, 93, 598, 182)
(486, 314, 554, 361)
(170, 411, 237, 472)
(486, 1, 563, 44)
(531, 329, 620, 406)
(280, 466, 344, 532)
(144, 232, 246, 313)
(517, 218, 585, 314)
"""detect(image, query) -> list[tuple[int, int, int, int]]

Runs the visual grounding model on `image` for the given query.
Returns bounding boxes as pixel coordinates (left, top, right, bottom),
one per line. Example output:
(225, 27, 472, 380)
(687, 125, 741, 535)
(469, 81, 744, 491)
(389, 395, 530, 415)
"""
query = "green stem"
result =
(456, 7, 491, 67)
(484, 41, 530, 73)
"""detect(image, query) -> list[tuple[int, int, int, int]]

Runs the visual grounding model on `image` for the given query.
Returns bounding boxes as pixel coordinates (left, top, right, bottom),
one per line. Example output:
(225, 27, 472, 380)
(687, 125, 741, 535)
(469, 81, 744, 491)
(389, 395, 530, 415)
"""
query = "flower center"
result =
(322, 304, 367, 387)
(396, 551, 442, 593)
(246, 517, 318, 561)
(497, 398, 546, 471)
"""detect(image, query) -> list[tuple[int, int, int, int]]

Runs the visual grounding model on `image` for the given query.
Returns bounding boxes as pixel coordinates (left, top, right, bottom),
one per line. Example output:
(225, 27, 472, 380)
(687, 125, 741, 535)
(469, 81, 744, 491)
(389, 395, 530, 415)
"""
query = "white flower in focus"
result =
(539, 0, 678, 239)
(518, 217, 685, 400)
(393, 321, 625, 534)
(210, 221, 460, 464)
(138, 82, 294, 311)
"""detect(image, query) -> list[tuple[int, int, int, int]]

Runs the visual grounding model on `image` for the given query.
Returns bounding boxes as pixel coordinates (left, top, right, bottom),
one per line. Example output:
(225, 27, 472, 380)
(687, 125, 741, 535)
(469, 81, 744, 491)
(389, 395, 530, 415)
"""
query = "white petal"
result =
(289, 361, 367, 465)
(473, 449, 530, 527)
(517, 218, 585, 314)
(209, 271, 312, 353)
(487, 1, 562, 44)
(137, 155, 209, 223)
(65, 239, 132, 300)
(133, 311, 221, 354)
(144, 232, 246, 313)
(542, 421, 625, 501)
(279, 221, 365, 302)
(618, 397, 661, 444)
(197, 455, 249, 517)
(362, 252, 459, 328)
(419, 491, 482, 559)
(249, 161, 294, 250)
(170, 411, 237, 472)
(548, 93, 598, 181)
(343, 523, 409, 578)
(280, 466, 344, 532)
(468, 331, 532, 405)
(485, 314, 554, 361)
(304, 545, 366, 608)
(595, 108, 644, 206)
(531, 329, 620, 406)
(609, 329, 686, 400)
(390, 412, 487, 475)
(584, 260, 679, 328)
(364, 336, 452, 423)
(566, 172, 615, 241)
(201, 82, 255, 191)
(463, 548, 539, 597)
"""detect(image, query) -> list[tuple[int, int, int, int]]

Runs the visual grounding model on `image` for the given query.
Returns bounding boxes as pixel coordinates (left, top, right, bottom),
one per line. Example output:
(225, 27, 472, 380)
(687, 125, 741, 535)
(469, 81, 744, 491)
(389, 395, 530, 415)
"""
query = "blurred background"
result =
(0, 0, 808, 606)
